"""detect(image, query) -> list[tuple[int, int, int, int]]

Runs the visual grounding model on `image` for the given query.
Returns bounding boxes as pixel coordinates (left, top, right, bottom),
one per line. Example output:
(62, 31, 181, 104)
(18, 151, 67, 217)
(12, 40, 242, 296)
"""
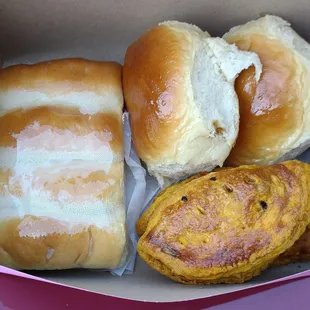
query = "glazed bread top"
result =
(123, 21, 261, 187)
(224, 15, 310, 166)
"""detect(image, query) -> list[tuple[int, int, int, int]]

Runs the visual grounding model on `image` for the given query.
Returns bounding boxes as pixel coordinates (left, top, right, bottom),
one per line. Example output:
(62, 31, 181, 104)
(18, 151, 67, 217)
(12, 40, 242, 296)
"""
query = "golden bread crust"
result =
(0, 216, 125, 270)
(0, 58, 122, 95)
(226, 34, 302, 166)
(0, 107, 123, 153)
(123, 23, 192, 163)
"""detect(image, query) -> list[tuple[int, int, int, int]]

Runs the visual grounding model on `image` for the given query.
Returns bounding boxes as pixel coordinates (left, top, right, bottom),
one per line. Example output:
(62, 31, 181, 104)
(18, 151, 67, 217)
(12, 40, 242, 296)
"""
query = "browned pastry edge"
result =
(137, 161, 310, 284)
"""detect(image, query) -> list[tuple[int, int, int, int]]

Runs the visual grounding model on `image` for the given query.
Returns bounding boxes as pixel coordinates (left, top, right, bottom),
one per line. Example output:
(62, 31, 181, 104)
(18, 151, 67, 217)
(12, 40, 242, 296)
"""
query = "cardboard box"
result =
(1, 0, 310, 304)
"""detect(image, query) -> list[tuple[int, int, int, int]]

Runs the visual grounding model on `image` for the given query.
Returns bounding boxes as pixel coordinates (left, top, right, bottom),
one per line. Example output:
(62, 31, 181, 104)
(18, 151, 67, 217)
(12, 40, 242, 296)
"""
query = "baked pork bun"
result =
(123, 21, 261, 187)
(224, 15, 310, 166)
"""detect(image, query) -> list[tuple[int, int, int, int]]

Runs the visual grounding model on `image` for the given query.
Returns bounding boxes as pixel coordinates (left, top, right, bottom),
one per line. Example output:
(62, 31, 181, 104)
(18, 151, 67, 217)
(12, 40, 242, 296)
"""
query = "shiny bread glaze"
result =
(226, 34, 302, 166)
(124, 21, 262, 187)
(222, 15, 310, 167)
(123, 24, 190, 162)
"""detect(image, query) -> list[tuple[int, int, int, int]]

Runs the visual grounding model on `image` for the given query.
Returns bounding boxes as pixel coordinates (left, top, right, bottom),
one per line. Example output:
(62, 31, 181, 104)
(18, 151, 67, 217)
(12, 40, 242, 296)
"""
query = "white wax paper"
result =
(112, 113, 160, 275)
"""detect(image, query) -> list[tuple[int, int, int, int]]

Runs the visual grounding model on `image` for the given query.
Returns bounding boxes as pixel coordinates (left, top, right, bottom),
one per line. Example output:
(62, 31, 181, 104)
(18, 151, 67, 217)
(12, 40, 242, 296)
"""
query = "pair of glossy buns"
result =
(123, 15, 310, 186)
(0, 59, 126, 270)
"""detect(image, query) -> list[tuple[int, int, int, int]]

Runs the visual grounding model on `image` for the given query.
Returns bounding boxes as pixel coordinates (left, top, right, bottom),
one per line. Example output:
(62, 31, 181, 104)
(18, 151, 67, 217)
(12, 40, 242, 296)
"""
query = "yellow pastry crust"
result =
(137, 161, 310, 284)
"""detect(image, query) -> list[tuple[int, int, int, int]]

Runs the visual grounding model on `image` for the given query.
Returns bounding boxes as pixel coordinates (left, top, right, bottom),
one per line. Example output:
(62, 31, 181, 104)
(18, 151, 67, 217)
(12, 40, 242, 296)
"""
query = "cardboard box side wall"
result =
(1, 0, 310, 302)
